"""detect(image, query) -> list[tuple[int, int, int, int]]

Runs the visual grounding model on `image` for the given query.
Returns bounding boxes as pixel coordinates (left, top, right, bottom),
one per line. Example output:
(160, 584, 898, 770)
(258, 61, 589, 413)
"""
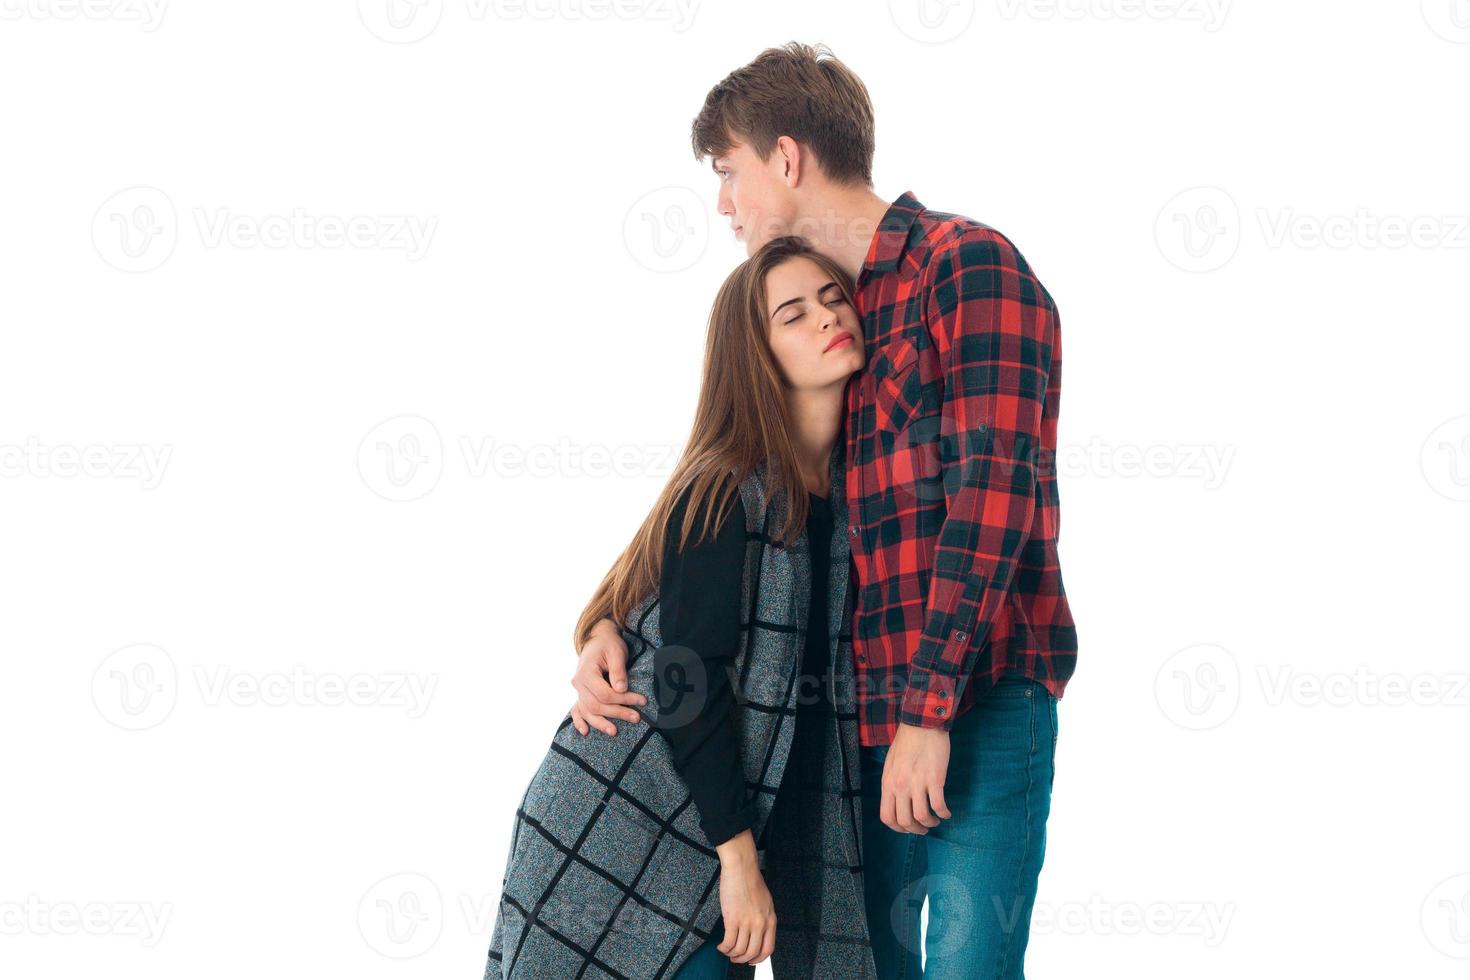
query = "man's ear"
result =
(776, 135, 802, 185)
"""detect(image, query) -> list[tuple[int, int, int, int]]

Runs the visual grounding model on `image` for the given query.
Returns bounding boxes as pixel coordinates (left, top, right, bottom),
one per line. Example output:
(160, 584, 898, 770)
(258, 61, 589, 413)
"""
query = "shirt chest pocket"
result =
(871, 334, 941, 436)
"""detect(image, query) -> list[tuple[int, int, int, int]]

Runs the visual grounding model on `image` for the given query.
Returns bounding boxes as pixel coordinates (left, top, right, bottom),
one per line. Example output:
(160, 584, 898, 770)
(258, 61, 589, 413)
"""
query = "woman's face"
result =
(763, 256, 865, 392)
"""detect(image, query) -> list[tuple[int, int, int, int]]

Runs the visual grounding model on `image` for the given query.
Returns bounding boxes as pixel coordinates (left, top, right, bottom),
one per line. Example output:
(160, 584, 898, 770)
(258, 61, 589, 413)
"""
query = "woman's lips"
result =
(825, 334, 855, 352)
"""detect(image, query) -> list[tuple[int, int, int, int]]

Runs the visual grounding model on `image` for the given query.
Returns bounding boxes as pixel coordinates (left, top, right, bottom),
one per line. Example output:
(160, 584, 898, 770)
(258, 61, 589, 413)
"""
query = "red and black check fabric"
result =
(844, 191, 1077, 748)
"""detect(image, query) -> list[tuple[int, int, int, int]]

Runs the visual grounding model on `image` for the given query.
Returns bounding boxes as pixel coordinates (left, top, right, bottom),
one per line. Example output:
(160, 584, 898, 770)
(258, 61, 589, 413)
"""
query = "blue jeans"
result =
(860, 675, 1059, 979)
(672, 917, 728, 979)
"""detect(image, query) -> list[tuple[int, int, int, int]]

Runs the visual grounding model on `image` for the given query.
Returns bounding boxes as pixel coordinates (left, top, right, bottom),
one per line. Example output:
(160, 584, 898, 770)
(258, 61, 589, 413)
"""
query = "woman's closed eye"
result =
(782, 298, 846, 326)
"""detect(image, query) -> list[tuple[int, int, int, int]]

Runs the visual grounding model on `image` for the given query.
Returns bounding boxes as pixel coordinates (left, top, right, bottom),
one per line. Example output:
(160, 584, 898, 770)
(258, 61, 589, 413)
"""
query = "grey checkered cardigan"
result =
(483, 448, 877, 979)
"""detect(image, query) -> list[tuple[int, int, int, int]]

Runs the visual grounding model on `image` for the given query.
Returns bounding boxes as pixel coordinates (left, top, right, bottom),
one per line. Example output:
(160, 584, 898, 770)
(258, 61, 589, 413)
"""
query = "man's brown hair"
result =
(690, 41, 875, 187)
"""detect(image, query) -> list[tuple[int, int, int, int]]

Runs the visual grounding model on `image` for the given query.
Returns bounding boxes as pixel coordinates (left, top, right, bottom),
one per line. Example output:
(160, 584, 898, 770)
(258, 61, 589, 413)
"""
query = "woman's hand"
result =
(713, 830, 776, 965)
(569, 618, 646, 737)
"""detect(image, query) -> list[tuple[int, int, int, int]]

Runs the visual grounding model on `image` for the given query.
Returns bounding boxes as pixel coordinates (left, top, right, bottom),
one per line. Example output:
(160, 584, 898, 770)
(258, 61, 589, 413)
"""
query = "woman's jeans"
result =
(672, 918, 728, 979)
(860, 675, 1059, 979)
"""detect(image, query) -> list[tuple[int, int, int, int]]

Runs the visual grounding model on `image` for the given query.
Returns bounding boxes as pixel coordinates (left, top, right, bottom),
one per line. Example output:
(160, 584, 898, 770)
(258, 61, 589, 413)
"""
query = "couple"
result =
(483, 41, 1077, 980)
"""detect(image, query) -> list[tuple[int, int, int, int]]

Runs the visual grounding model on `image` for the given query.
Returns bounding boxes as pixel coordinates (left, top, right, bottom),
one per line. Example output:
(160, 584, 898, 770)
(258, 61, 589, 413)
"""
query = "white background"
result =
(3, 1, 1468, 977)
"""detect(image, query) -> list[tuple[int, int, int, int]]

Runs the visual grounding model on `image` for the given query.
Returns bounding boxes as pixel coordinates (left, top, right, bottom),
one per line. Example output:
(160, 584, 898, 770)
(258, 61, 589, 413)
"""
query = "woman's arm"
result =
(658, 486, 776, 965)
(712, 826, 776, 964)
(655, 486, 759, 848)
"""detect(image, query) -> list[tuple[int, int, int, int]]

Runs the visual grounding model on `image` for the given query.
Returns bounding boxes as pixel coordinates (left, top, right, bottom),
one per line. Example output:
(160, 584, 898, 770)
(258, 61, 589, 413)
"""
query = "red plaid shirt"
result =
(845, 191, 1077, 748)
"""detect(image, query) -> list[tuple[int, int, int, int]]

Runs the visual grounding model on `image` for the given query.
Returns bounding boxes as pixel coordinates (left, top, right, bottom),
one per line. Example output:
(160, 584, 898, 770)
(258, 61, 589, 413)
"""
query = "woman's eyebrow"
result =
(769, 295, 804, 319)
(770, 282, 841, 320)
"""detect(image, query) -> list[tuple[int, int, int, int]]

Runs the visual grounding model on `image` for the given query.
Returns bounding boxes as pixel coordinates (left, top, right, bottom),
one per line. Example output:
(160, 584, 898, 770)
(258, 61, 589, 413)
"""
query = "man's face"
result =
(711, 138, 797, 257)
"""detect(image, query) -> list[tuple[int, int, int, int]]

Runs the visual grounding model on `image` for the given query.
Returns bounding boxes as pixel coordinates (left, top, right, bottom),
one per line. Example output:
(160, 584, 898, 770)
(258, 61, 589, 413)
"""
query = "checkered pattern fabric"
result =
(483, 446, 877, 978)
(845, 190, 1078, 746)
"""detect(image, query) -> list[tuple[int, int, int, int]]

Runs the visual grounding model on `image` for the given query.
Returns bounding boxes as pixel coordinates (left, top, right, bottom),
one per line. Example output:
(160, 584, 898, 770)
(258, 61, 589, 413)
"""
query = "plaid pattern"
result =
(845, 191, 1078, 747)
(484, 446, 878, 978)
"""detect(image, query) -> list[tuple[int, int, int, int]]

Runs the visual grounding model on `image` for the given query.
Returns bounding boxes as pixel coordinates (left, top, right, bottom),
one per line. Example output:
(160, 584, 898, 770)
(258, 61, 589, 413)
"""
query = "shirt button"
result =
(856, 655, 867, 664)
(935, 705, 947, 717)
(955, 631, 966, 641)
(850, 526, 858, 536)
(938, 689, 950, 699)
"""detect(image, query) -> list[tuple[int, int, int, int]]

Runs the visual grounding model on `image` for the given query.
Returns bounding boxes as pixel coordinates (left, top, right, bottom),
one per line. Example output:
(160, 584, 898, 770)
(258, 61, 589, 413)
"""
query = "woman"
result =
(482, 235, 876, 979)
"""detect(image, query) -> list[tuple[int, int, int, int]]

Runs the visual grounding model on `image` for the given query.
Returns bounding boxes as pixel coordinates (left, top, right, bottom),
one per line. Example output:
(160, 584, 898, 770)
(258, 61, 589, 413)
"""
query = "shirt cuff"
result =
(700, 800, 759, 848)
(898, 664, 963, 730)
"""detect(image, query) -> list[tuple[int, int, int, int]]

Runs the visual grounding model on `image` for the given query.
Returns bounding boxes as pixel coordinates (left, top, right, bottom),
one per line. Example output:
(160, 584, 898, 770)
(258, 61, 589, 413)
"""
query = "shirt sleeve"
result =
(654, 485, 757, 847)
(899, 230, 1057, 730)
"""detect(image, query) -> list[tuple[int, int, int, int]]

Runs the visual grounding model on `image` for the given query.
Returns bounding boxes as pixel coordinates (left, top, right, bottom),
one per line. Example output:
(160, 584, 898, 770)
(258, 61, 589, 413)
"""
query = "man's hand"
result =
(879, 722, 953, 834)
(569, 618, 646, 737)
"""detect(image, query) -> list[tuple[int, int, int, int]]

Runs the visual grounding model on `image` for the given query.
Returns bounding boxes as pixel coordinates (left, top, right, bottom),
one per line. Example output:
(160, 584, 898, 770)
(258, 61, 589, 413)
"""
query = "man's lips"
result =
(824, 333, 855, 352)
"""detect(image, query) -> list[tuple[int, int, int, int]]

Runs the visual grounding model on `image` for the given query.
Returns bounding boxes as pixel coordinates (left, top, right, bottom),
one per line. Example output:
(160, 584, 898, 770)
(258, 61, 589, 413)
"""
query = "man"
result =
(570, 42, 1076, 978)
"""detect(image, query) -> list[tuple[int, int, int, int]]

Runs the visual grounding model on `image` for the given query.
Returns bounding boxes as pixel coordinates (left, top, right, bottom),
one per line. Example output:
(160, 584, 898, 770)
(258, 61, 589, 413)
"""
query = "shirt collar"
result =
(859, 190, 924, 280)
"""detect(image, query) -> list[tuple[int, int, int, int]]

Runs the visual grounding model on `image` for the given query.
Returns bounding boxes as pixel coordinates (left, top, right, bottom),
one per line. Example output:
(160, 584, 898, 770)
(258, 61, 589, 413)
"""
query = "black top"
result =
(654, 484, 834, 847)
(800, 492, 835, 718)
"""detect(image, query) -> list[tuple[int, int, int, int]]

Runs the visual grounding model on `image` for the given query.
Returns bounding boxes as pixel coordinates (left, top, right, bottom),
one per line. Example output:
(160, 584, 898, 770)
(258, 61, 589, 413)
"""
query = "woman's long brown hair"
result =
(571, 235, 858, 651)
